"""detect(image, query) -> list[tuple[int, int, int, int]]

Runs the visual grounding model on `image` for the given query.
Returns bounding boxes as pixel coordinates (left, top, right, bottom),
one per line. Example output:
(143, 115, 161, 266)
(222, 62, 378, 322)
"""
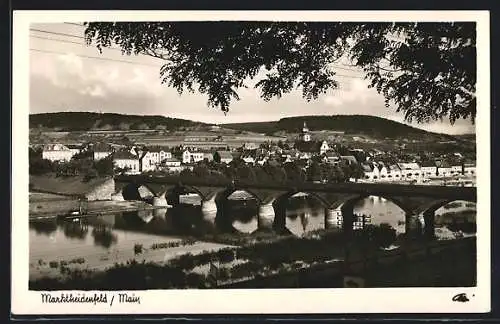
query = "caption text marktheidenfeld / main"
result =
(41, 292, 140, 306)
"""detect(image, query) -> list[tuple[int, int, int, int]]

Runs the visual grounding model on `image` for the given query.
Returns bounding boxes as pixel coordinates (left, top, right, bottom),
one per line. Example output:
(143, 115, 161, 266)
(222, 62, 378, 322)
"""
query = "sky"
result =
(29, 23, 476, 135)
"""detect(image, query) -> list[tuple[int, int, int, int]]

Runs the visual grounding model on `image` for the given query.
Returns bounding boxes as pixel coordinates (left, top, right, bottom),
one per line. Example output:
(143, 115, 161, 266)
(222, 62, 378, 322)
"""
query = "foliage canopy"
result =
(85, 21, 476, 124)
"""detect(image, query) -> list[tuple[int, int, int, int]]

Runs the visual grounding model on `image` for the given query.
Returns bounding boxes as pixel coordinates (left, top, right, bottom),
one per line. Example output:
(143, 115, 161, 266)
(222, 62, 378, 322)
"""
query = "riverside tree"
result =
(85, 22, 476, 124)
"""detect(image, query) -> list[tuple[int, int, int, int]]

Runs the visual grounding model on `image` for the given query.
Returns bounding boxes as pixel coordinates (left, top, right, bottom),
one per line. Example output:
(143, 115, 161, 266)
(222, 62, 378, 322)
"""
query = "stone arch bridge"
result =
(114, 175, 477, 236)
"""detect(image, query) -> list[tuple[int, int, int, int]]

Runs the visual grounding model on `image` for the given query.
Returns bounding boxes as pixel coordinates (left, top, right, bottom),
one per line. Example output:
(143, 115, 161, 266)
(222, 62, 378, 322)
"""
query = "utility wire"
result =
(63, 22, 85, 27)
(30, 34, 86, 46)
(30, 28, 85, 39)
(30, 47, 366, 80)
(30, 47, 367, 81)
(30, 28, 367, 79)
(30, 34, 126, 54)
(30, 48, 162, 67)
(30, 27, 366, 74)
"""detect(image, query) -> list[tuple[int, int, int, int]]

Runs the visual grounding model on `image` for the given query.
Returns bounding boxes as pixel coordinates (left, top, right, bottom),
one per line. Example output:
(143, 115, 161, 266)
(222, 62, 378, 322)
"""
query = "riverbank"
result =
(29, 198, 161, 219)
(30, 174, 112, 197)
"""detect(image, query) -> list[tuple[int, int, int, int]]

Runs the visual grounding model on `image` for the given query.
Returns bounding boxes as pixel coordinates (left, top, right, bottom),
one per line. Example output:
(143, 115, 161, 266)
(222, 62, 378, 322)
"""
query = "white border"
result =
(12, 10, 491, 315)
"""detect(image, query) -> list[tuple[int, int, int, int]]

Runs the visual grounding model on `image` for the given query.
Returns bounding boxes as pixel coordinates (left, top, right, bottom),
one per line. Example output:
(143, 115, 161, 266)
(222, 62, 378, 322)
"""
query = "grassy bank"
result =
(29, 174, 111, 197)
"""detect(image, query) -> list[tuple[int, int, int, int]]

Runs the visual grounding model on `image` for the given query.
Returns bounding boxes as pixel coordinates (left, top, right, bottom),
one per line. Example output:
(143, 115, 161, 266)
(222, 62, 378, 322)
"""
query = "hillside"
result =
(29, 112, 207, 131)
(223, 115, 458, 141)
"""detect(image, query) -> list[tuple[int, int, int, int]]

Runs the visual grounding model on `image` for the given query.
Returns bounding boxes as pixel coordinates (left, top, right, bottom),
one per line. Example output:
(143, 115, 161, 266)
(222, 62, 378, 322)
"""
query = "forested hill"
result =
(223, 115, 458, 141)
(29, 112, 206, 131)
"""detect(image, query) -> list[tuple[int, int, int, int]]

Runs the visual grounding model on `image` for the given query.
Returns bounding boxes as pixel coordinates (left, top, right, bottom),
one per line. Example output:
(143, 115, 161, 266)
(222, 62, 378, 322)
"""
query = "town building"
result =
(361, 163, 374, 180)
(162, 157, 182, 168)
(214, 150, 234, 164)
(66, 144, 83, 157)
(397, 162, 421, 181)
(113, 150, 140, 174)
(146, 146, 172, 165)
(463, 163, 476, 177)
(42, 144, 77, 162)
(319, 140, 330, 155)
(388, 164, 402, 181)
(323, 150, 340, 165)
(241, 152, 256, 164)
(203, 152, 214, 162)
(243, 142, 258, 150)
(451, 164, 463, 176)
(340, 155, 358, 166)
(420, 162, 438, 178)
(182, 149, 205, 164)
(92, 143, 113, 160)
(437, 161, 453, 177)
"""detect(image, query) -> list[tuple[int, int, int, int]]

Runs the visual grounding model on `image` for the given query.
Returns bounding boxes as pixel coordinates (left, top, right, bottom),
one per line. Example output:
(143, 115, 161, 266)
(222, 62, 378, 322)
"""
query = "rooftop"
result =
(113, 150, 138, 160)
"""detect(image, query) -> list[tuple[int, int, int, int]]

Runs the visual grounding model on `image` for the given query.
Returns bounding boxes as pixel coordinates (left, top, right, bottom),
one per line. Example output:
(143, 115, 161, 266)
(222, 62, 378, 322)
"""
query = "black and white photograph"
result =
(12, 10, 490, 314)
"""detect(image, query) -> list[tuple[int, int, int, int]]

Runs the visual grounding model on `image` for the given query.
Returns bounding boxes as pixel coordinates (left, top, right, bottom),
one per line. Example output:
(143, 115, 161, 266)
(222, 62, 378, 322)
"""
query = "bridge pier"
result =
(257, 200, 275, 231)
(111, 191, 125, 201)
(272, 202, 288, 234)
(324, 208, 342, 230)
(152, 192, 170, 207)
(423, 210, 436, 240)
(405, 212, 423, 238)
(201, 197, 218, 224)
(340, 204, 355, 235)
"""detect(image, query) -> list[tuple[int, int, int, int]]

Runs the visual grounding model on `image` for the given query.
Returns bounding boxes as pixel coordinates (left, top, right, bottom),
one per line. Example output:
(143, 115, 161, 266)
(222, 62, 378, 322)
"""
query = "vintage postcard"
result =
(11, 10, 490, 315)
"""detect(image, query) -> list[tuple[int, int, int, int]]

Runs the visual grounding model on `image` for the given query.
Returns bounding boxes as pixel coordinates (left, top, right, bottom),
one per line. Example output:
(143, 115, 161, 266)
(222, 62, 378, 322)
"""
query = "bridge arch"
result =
(166, 184, 206, 200)
(421, 199, 477, 239)
(339, 194, 410, 234)
(422, 198, 477, 215)
(121, 182, 157, 201)
(214, 187, 264, 204)
(273, 190, 330, 209)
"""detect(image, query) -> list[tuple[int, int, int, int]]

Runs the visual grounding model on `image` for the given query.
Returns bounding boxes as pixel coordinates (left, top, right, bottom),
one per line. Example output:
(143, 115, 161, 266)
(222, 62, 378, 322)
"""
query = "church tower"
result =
(302, 121, 311, 142)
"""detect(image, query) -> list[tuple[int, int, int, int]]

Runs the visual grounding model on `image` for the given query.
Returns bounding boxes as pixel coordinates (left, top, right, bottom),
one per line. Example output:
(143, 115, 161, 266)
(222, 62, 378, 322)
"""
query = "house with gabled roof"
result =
(463, 160, 476, 177)
(214, 150, 233, 164)
(42, 143, 77, 162)
(340, 155, 358, 166)
(420, 161, 438, 178)
(113, 150, 140, 174)
(361, 163, 374, 180)
(397, 162, 422, 180)
(388, 164, 402, 181)
(92, 142, 113, 161)
(436, 160, 453, 177)
(323, 150, 340, 165)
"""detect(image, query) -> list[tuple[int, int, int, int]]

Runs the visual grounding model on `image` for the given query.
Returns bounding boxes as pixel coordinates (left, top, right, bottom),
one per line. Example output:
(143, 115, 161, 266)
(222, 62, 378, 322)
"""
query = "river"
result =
(29, 192, 476, 277)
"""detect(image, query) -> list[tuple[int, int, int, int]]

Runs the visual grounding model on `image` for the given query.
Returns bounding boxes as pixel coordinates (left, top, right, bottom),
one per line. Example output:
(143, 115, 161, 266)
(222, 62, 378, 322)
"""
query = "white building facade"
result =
(42, 144, 76, 162)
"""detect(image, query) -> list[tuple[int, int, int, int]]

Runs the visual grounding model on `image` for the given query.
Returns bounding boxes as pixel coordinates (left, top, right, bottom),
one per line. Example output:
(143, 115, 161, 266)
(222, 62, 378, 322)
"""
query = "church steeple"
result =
(301, 121, 311, 142)
(302, 121, 309, 133)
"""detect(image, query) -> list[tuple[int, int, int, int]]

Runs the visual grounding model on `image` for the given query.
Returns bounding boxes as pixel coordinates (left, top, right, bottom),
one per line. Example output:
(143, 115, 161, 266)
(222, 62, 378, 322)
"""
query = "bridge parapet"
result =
(114, 175, 476, 201)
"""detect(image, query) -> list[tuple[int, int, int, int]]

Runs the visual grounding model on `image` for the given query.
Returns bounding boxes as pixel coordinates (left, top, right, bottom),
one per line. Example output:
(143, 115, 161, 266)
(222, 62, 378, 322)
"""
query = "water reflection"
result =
(435, 200, 477, 236)
(353, 196, 406, 234)
(30, 218, 58, 236)
(30, 196, 477, 265)
(91, 226, 118, 248)
(286, 202, 324, 236)
(62, 219, 89, 240)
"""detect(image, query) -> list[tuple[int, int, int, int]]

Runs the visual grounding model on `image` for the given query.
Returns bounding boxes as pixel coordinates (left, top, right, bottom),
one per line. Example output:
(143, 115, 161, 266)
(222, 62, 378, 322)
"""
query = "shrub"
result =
(134, 244, 143, 255)
(49, 261, 59, 269)
(217, 248, 235, 264)
(69, 257, 86, 264)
